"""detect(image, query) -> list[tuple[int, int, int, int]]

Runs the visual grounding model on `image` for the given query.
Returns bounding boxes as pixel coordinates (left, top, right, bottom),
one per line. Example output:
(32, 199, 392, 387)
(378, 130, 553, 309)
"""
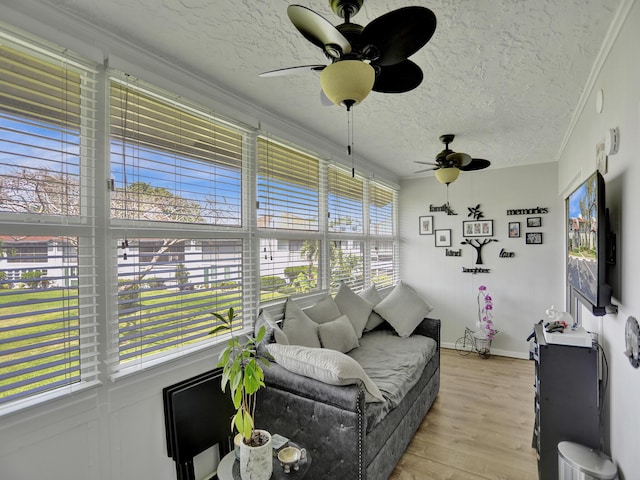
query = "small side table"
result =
(217, 442, 311, 480)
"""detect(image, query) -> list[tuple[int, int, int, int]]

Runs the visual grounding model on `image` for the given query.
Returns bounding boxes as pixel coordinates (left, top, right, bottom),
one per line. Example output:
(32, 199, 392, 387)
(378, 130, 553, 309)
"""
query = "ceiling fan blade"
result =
(446, 152, 472, 167)
(414, 160, 438, 166)
(362, 6, 436, 66)
(287, 5, 352, 57)
(459, 158, 491, 171)
(259, 65, 326, 77)
(372, 60, 423, 93)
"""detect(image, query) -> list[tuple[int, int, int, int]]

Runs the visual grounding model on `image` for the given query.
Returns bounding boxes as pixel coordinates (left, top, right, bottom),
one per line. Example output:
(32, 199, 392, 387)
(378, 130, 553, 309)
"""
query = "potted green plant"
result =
(209, 307, 273, 480)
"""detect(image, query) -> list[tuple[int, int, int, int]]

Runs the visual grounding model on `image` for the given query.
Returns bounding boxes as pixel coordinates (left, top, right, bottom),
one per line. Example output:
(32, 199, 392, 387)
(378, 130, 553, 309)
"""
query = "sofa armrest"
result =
(262, 362, 365, 411)
(413, 317, 441, 350)
(257, 363, 365, 479)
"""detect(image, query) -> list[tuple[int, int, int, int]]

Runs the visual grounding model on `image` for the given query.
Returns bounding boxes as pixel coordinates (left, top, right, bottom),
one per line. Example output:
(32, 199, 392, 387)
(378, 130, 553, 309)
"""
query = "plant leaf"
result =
(208, 325, 228, 336)
(241, 409, 253, 439)
(255, 325, 266, 343)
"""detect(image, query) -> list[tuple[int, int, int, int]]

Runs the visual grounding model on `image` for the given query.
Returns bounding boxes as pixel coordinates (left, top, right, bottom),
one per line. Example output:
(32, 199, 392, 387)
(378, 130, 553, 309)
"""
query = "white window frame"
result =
(0, 30, 100, 415)
(0, 23, 399, 413)
(105, 73, 256, 378)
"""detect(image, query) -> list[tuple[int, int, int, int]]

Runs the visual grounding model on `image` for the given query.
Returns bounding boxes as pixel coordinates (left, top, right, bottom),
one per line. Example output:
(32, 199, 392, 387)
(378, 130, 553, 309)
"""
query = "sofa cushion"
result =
(303, 295, 342, 324)
(374, 282, 433, 338)
(266, 343, 384, 403)
(256, 309, 289, 345)
(359, 284, 386, 332)
(282, 298, 321, 348)
(349, 329, 437, 431)
(334, 282, 373, 338)
(318, 314, 359, 353)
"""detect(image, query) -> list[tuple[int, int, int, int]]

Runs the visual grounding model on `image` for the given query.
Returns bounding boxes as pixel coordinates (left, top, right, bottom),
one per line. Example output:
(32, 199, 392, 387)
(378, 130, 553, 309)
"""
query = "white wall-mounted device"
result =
(605, 127, 619, 155)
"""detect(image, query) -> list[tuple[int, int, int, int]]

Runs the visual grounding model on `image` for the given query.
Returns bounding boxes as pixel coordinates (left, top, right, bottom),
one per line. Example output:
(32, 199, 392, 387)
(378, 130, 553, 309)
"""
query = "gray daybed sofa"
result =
(255, 283, 441, 480)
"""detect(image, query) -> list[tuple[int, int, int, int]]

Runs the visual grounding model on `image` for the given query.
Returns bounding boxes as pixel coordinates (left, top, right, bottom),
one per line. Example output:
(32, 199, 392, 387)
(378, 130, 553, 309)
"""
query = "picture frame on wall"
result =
(419, 216, 434, 235)
(527, 216, 542, 227)
(462, 220, 493, 237)
(435, 229, 451, 247)
(526, 232, 543, 244)
(508, 221, 520, 238)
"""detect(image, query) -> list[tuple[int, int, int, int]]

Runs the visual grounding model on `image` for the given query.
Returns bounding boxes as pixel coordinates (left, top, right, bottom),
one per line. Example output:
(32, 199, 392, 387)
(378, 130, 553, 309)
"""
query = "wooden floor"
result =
(390, 348, 538, 480)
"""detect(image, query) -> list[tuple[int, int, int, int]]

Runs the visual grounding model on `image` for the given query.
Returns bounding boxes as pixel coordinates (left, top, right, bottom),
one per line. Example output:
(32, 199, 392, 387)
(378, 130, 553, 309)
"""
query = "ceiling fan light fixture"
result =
(435, 167, 460, 185)
(320, 60, 375, 108)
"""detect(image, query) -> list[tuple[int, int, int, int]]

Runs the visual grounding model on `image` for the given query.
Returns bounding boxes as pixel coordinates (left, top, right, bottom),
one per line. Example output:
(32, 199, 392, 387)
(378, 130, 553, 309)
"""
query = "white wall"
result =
(400, 163, 564, 358)
(556, 1, 640, 477)
(0, 347, 222, 480)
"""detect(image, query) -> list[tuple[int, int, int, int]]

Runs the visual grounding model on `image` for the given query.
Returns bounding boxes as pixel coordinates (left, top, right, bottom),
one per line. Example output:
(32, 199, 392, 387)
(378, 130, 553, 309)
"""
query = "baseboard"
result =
(441, 343, 530, 360)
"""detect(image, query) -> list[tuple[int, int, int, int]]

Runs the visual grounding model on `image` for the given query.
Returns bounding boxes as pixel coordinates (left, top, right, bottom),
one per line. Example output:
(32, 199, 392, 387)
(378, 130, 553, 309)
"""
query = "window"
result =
(259, 238, 320, 302)
(257, 136, 323, 301)
(328, 166, 363, 233)
(110, 80, 243, 226)
(108, 75, 249, 373)
(0, 25, 400, 412)
(370, 240, 396, 288)
(257, 137, 319, 231)
(330, 240, 364, 291)
(116, 237, 243, 366)
(0, 44, 90, 219)
(369, 183, 397, 287)
(0, 38, 99, 411)
(370, 183, 395, 236)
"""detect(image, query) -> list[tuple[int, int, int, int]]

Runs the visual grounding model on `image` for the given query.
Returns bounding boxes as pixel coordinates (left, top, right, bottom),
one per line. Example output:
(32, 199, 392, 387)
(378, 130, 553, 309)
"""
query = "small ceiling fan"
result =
(260, 0, 437, 109)
(414, 134, 491, 184)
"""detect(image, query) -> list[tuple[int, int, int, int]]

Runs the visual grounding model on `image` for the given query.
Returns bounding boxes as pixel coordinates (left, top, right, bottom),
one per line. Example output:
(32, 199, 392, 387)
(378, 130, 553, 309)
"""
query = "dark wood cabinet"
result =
(532, 324, 600, 480)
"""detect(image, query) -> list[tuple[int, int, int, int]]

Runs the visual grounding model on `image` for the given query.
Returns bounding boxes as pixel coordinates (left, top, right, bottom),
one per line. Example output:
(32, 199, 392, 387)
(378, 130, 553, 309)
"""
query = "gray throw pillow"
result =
(282, 298, 321, 348)
(334, 282, 373, 338)
(256, 309, 289, 345)
(359, 284, 386, 332)
(266, 343, 384, 403)
(317, 314, 359, 353)
(374, 281, 433, 338)
(303, 295, 342, 324)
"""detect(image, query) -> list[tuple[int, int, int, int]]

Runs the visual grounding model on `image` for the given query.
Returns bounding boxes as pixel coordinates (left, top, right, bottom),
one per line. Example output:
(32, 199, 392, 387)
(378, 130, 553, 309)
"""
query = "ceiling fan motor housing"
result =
(436, 148, 454, 165)
(330, 0, 364, 19)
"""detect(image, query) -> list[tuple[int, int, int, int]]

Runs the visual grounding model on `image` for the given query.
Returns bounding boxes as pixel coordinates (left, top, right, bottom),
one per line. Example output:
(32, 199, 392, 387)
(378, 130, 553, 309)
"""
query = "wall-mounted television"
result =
(566, 170, 614, 316)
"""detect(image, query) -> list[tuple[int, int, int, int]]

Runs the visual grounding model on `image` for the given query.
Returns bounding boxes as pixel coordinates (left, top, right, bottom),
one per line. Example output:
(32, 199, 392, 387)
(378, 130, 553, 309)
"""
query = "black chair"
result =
(163, 368, 235, 480)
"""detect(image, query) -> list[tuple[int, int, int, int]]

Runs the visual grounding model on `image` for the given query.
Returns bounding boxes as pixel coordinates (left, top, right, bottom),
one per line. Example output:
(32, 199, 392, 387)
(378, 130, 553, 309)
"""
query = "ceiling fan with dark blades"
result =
(414, 134, 491, 184)
(260, 0, 436, 107)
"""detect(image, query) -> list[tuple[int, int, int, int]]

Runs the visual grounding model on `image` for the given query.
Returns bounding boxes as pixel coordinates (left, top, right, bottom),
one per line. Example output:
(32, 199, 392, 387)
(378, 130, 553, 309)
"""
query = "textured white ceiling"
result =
(35, 0, 619, 178)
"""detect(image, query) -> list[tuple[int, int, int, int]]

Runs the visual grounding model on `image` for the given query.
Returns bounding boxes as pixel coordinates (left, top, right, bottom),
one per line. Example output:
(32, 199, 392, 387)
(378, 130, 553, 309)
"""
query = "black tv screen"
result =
(566, 170, 611, 315)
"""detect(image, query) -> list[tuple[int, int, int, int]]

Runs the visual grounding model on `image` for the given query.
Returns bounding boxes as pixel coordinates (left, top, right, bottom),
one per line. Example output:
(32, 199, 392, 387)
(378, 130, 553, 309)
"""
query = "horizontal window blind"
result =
(370, 240, 396, 288)
(0, 43, 97, 219)
(328, 165, 363, 234)
(330, 240, 364, 293)
(0, 26, 401, 411)
(259, 238, 320, 303)
(109, 77, 244, 226)
(0, 33, 99, 413)
(369, 183, 395, 236)
(113, 237, 243, 370)
(0, 235, 99, 406)
(257, 136, 319, 231)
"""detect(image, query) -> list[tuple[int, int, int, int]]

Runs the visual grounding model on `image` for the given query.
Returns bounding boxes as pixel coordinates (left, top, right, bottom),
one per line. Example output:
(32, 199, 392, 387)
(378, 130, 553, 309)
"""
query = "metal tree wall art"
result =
(461, 238, 498, 265)
(468, 204, 484, 220)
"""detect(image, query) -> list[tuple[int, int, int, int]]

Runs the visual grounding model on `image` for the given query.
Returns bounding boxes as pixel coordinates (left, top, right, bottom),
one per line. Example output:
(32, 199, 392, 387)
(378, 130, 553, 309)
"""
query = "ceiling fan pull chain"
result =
(349, 108, 356, 177)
